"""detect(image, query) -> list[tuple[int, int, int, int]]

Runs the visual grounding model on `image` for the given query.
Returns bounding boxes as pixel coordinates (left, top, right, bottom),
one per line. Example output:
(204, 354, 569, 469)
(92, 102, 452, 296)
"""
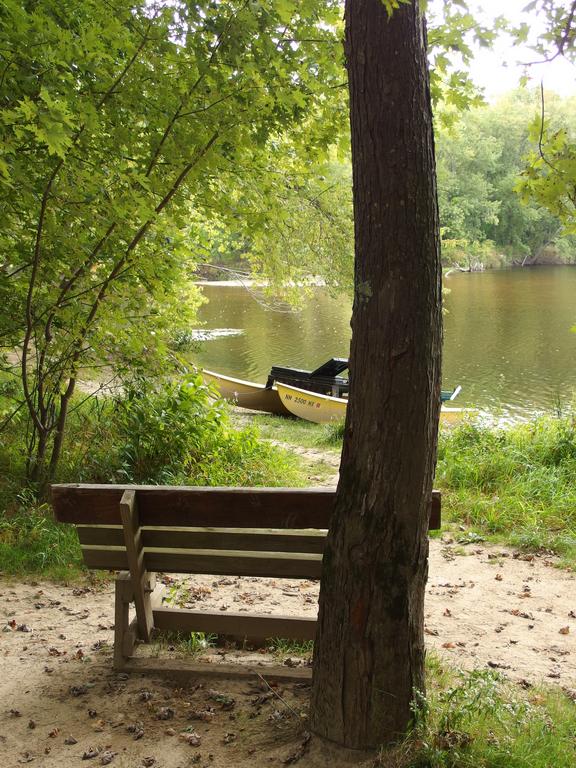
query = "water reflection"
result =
(190, 267, 576, 418)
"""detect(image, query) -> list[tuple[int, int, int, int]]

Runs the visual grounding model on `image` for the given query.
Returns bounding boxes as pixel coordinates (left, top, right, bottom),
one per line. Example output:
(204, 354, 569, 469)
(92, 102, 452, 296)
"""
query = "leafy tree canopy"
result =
(512, 1, 576, 232)
(0, 0, 346, 482)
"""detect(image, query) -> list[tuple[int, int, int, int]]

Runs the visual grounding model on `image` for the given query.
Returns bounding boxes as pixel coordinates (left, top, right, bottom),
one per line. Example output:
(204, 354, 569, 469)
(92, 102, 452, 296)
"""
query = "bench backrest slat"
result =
(77, 526, 327, 553)
(52, 484, 441, 529)
(52, 485, 336, 528)
(82, 547, 323, 579)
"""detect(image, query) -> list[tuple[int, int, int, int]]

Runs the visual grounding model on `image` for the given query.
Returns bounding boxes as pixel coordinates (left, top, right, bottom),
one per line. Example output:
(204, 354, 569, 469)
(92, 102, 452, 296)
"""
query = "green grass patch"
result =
(267, 637, 314, 658)
(155, 630, 216, 657)
(238, 412, 344, 452)
(437, 418, 576, 566)
(381, 659, 576, 768)
(0, 502, 83, 580)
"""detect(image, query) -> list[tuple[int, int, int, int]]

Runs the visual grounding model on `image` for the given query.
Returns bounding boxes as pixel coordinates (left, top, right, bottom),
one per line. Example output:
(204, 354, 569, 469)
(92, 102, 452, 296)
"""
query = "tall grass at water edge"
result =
(436, 417, 576, 564)
(241, 411, 576, 566)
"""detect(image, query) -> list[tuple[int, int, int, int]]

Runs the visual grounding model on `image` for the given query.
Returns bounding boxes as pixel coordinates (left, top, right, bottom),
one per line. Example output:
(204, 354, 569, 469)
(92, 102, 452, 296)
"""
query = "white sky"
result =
(430, 0, 576, 99)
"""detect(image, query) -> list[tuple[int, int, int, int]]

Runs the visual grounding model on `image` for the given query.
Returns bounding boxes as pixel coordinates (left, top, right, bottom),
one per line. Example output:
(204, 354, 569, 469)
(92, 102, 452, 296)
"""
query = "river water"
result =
(190, 267, 576, 420)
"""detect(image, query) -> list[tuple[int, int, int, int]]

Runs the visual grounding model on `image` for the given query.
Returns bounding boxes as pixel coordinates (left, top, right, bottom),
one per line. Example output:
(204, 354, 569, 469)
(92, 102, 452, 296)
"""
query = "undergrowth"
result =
(436, 417, 576, 566)
(380, 659, 576, 768)
(0, 496, 82, 579)
(64, 375, 303, 487)
(0, 375, 304, 577)
(243, 412, 576, 566)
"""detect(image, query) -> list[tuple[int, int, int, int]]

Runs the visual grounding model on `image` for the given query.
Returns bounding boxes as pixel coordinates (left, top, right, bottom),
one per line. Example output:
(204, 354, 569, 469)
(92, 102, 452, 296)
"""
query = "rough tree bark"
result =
(309, 0, 442, 751)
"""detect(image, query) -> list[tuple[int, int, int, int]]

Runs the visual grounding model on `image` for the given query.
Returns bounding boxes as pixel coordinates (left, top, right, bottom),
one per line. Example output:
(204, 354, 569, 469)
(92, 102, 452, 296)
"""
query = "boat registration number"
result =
(284, 393, 321, 408)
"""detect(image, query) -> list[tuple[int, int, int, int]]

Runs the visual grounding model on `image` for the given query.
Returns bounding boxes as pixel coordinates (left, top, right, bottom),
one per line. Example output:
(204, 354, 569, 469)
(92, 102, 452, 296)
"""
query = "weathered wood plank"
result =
(121, 657, 313, 683)
(153, 607, 317, 640)
(122, 617, 139, 661)
(113, 572, 133, 670)
(77, 526, 328, 553)
(120, 490, 153, 642)
(429, 494, 441, 530)
(52, 485, 337, 528)
(81, 547, 324, 579)
(53, 484, 441, 529)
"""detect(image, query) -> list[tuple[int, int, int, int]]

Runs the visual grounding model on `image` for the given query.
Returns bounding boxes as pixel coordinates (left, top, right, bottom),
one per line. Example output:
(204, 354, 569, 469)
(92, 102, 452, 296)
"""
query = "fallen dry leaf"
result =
(69, 684, 89, 697)
(188, 708, 215, 722)
(208, 690, 235, 710)
(155, 707, 175, 721)
(508, 609, 534, 620)
(127, 722, 144, 740)
(180, 731, 201, 746)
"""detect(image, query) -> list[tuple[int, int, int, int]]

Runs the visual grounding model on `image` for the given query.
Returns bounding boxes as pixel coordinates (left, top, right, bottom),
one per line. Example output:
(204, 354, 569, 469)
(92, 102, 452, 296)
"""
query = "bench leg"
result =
(113, 572, 164, 670)
(120, 490, 154, 642)
(114, 572, 137, 670)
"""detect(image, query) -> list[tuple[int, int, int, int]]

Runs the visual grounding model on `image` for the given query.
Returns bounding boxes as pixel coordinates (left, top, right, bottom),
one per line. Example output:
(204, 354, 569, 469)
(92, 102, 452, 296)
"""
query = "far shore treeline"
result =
(209, 88, 576, 281)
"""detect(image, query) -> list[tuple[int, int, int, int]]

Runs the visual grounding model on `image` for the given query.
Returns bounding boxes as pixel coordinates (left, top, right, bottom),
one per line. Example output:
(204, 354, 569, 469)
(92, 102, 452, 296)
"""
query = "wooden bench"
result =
(51, 484, 441, 680)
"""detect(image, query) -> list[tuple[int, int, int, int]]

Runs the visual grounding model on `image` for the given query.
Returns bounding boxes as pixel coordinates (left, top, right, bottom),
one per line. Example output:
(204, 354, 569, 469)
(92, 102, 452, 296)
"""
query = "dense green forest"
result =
(437, 89, 576, 269)
(208, 88, 576, 280)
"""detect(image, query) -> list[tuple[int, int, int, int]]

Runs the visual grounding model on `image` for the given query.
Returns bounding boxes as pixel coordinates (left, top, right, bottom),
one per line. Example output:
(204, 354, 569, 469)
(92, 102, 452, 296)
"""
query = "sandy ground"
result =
(1, 539, 574, 768)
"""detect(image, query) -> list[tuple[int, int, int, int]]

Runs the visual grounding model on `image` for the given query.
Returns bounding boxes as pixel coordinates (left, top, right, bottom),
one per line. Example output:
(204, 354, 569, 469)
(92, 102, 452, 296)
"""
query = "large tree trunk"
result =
(309, 0, 442, 751)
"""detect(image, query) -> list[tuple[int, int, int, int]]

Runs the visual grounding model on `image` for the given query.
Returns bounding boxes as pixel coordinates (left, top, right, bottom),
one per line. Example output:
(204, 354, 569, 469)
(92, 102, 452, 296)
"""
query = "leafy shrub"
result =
(170, 329, 201, 352)
(112, 375, 225, 483)
(107, 375, 301, 486)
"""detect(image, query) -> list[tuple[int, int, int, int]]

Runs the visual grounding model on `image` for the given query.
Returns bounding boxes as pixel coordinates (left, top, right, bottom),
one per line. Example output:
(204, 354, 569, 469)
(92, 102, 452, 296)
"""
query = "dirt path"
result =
(269, 440, 340, 485)
(1, 540, 574, 768)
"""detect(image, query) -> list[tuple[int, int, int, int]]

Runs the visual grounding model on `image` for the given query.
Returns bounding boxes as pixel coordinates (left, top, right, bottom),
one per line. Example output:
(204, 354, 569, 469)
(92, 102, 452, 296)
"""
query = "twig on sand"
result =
(255, 672, 302, 720)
